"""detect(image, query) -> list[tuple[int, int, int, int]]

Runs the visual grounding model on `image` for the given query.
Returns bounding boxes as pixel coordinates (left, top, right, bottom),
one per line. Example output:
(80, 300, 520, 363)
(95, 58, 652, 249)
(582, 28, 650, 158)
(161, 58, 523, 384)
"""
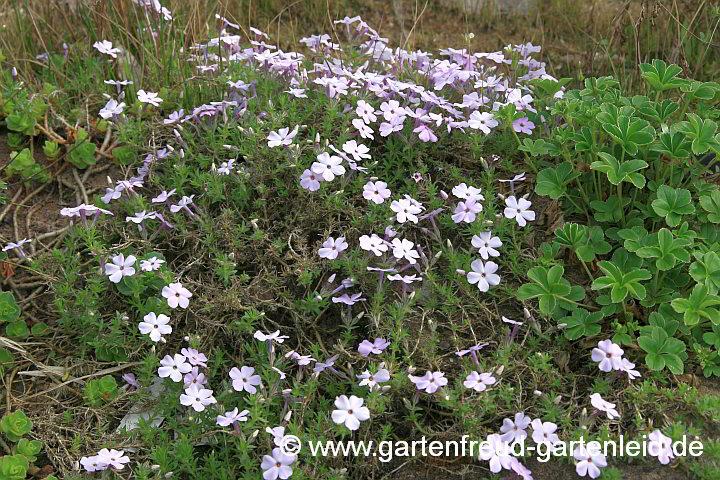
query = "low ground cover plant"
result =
(0, 1, 720, 479)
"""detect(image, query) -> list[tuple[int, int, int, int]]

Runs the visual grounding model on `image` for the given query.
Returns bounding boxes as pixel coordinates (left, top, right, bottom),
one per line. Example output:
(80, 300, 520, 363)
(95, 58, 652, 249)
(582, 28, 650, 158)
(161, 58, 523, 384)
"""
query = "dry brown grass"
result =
(1, 0, 718, 86)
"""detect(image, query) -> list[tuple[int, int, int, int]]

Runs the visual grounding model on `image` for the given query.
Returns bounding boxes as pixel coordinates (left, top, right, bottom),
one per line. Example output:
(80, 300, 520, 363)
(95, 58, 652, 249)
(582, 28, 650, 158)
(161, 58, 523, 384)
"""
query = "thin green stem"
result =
(580, 259, 595, 283)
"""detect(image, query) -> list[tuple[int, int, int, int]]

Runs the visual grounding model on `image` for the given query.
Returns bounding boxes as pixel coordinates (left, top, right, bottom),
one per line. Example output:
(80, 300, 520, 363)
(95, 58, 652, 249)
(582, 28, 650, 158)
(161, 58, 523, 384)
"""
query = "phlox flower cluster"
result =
(74, 12, 673, 480)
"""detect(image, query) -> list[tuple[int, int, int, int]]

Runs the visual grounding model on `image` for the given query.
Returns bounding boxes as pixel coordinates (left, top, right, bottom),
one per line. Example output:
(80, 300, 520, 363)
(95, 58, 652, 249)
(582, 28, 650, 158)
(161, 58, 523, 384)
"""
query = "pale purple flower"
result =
(93, 40, 121, 58)
(99, 98, 125, 119)
(508, 457, 534, 480)
(530, 419, 559, 446)
(356, 100, 377, 123)
(152, 189, 176, 203)
(504, 196, 535, 227)
(353, 118, 375, 139)
(379, 116, 405, 137)
(180, 384, 216, 412)
(183, 367, 207, 388)
(122, 373, 140, 390)
(452, 198, 483, 223)
(359, 234, 388, 256)
(358, 338, 390, 356)
(104, 79, 133, 87)
(468, 111, 498, 134)
(499, 173, 527, 183)
(96, 449, 130, 470)
(512, 117, 535, 134)
(125, 210, 156, 224)
(590, 393, 619, 419)
(140, 256, 165, 272)
(390, 198, 422, 224)
(216, 160, 234, 175)
(312, 152, 345, 181)
(181, 348, 207, 367)
(261, 448, 296, 480)
(217, 407, 250, 427)
(479, 434, 514, 473)
(363, 181, 391, 204)
(267, 125, 299, 147)
(467, 260, 501, 292)
(164, 110, 184, 124)
(387, 273, 422, 284)
(391, 238, 420, 264)
(455, 342, 488, 356)
(318, 236, 348, 260)
(162, 282, 192, 309)
(452, 183, 484, 201)
(300, 169, 323, 191)
(284, 88, 307, 98)
(413, 124, 437, 142)
(463, 371, 496, 392)
(169, 195, 196, 215)
(500, 412, 531, 443)
(229, 366, 263, 394)
(137, 90, 163, 106)
(2, 238, 31, 257)
(342, 140, 371, 161)
(101, 185, 123, 204)
(80, 455, 106, 472)
(472, 232, 502, 259)
(60, 204, 113, 218)
(157, 354, 192, 382)
(332, 293, 365, 305)
(104, 253, 136, 283)
(619, 358, 641, 380)
(408, 371, 447, 393)
(249, 27, 269, 39)
(502, 316, 523, 326)
(331, 395, 370, 431)
(573, 445, 607, 479)
(285, 351, 316, 365)
(379, 100, 404, 121)
(411, 172, 423, 183)
(357, 368, 391, 391)
(648, 430, 675, 465)
(254, 330, 289, 343)
(591, 339, 624, 372)
(313, 354, 339, 373)
(138, 312, 171, 342)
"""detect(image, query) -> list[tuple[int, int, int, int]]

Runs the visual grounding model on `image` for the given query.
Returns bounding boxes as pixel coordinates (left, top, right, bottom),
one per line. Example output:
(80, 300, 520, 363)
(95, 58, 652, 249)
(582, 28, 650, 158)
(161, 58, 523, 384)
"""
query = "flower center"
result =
(348, 409, 353, 414)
